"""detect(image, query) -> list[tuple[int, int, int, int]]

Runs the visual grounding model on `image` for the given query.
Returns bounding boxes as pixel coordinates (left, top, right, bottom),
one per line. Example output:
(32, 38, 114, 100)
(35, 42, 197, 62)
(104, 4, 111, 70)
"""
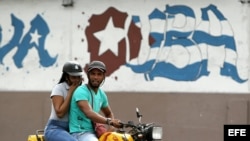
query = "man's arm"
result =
(77, 100, 107, 124)
(101, 106, 114, 119)
(77, 100, 121, 128)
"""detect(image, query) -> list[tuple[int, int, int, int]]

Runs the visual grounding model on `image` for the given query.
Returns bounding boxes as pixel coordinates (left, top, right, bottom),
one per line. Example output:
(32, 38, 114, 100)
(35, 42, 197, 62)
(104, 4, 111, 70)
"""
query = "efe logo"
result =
(228, 129, 246, 136)
(224, 125, 250, 141)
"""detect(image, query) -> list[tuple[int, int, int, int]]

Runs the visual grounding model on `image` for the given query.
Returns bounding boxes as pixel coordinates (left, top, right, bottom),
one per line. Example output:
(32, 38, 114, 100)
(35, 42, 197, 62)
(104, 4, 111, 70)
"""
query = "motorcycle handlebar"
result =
(119, 121, 137, 128)
(118, 121, 156, 128)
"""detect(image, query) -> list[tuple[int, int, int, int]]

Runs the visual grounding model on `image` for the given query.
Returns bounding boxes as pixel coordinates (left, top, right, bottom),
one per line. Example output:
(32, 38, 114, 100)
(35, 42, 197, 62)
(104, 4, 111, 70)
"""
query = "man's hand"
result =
(110, 119, 122, 128)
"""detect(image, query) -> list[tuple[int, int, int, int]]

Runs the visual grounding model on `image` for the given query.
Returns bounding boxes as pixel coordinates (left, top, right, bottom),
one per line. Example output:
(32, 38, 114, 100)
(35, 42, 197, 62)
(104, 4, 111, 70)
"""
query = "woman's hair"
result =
(58, 72, 69, 84)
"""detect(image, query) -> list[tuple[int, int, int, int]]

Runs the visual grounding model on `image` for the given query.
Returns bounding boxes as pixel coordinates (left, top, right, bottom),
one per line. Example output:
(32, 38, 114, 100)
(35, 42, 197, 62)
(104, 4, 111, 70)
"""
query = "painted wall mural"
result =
(0, 14, 57, 68)
(0, 0, 248, 92)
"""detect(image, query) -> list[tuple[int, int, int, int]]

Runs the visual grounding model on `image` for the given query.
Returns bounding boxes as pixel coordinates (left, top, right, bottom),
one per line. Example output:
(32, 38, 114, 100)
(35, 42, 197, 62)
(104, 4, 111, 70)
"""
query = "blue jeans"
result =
(71, 132, 98, 141)
(44, 120, 77, 141)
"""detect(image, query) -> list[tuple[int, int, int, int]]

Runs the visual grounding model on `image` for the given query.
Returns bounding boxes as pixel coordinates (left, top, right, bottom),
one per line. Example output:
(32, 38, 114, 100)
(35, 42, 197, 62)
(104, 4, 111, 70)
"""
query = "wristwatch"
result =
(106, 118, 112, 125)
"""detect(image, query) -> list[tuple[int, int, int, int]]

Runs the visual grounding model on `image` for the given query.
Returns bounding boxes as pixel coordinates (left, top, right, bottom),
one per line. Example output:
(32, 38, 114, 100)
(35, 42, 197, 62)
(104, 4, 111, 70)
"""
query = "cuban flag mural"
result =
(0, 0, 248, 92)
(126, 4, 246, 83)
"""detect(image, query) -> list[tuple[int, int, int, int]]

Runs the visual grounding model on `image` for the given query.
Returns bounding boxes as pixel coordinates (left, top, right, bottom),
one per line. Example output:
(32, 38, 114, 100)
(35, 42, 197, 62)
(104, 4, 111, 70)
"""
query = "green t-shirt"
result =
(69, 84, 109, 133)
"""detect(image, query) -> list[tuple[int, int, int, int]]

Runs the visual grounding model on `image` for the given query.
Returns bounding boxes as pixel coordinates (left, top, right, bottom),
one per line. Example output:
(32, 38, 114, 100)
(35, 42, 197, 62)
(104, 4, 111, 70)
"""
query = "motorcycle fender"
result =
(27, 129, 45, 141)
(27, 134, 45, 141)
(99, 132, 134, 141)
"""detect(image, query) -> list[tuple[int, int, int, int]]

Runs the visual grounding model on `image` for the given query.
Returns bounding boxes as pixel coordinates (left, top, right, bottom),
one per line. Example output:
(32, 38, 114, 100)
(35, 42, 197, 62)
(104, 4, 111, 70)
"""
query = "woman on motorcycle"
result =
(44, 61, 83, 141)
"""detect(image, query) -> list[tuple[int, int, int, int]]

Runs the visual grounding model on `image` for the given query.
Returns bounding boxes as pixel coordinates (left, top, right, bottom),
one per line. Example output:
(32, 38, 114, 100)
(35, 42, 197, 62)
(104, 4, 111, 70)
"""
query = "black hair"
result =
(58, 72, 69, 84)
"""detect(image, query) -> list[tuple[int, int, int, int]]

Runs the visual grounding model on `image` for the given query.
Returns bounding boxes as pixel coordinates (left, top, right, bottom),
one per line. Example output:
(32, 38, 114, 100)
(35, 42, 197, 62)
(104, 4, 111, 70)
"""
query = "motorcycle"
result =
(27, 108, 163, 141)
(99, 108, 163, 141)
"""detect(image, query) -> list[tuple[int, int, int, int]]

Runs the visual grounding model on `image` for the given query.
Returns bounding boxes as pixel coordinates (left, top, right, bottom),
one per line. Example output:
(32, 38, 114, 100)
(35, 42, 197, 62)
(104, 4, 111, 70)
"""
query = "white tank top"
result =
(48, 82, 69, 121)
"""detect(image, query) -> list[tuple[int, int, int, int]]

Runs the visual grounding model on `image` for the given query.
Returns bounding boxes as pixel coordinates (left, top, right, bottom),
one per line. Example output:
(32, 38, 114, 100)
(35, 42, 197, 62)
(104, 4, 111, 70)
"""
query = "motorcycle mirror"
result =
(136, 107, 143, 123)
(136, 107, 142, 118)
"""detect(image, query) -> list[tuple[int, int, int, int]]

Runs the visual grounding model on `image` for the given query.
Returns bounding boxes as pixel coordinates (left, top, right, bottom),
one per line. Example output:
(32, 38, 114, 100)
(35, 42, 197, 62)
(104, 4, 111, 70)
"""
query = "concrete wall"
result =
(1, 92, 249, 141)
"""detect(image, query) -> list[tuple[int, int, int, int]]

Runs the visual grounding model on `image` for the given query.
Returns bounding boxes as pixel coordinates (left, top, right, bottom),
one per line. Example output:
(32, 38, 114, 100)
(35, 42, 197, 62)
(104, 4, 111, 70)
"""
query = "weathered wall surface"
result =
(0, 91, 250, 141)
(0, 0, 249, 92)
(1, 0, 250, 141)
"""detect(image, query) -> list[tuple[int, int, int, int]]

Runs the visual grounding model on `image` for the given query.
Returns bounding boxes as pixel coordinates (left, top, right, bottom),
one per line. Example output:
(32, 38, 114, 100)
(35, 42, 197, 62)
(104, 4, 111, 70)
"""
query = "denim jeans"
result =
(71, 132, 98, 141)
(44, 120, 77, 141)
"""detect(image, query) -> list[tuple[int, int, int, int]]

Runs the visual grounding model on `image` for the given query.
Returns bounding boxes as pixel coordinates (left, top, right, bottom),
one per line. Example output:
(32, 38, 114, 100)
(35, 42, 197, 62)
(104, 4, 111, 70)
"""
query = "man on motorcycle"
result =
(69, 60, 121, 141)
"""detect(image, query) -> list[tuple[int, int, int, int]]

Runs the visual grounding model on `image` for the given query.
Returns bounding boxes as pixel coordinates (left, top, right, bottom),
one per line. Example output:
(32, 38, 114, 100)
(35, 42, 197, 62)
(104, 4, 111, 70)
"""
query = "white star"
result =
(94, 17, 125, 56)
(30, 30, 41, 46)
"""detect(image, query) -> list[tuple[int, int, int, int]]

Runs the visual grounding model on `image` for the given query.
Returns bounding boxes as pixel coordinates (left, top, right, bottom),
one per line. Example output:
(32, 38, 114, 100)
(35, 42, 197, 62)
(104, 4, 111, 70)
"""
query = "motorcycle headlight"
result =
(147, 126, 163, 140)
